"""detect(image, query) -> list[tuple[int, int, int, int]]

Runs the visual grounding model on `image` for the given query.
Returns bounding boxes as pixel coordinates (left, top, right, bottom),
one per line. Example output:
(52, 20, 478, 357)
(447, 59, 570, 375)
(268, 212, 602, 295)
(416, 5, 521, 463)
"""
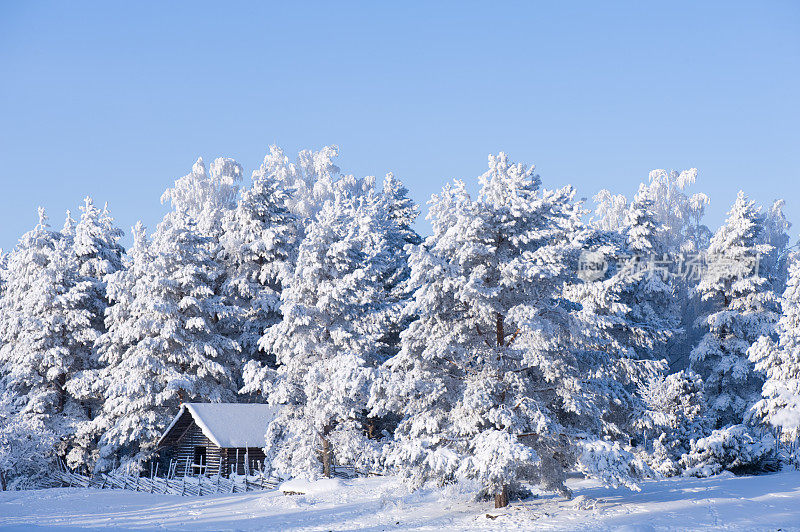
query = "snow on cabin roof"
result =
(159, 403, 280, 448)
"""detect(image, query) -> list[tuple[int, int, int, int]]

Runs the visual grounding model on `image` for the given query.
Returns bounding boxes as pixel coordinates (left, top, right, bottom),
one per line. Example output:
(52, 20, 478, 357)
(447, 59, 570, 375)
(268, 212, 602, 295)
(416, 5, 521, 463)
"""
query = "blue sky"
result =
(1, 1, 798, 250)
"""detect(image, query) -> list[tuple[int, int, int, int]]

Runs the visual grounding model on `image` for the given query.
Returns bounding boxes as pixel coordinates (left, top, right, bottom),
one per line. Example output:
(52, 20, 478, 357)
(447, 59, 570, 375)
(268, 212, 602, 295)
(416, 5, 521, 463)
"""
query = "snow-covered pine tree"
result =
(268, 145, 340, 222)
(236, 146, 401, 392)
(759, 199, 791, 295)
(690, 191, 780, 428)
(61, 198, 124, 471)
(680, 423, 777, 477)
(593, 168, 711, 370)
(638, 370, 710, 476)
(565, 186, 678, 451)
(160, 157, 242, 241)
(159, 155, 247, 379)
(620, 185, 682, 361)
(0, 208, 100, 481)
(222, 155, 302, 382)
(749, 255, 800, 442)
(573, 184, 680, 367)
(91, 212, 241, 471)
(591, 189, 628, 232)
(367, 173, 420, 364)
(371, 154, 650, 508)
(256, 173, 412, 479)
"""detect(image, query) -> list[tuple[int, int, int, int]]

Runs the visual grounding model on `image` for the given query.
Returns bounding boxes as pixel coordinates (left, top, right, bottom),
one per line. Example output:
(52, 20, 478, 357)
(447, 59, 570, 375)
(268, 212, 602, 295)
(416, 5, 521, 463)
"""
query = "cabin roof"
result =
(158, 403, 280, 449)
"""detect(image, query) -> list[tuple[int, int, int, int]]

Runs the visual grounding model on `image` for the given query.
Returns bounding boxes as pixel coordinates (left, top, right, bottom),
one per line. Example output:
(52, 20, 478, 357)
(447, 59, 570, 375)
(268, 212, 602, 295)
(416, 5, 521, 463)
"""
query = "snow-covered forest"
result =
(1, 145, 798, 508)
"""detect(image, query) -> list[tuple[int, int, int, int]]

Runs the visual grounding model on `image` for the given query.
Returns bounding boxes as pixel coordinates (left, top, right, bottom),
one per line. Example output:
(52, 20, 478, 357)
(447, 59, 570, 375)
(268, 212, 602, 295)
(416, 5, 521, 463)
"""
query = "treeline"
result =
(0, 147, 797, 506)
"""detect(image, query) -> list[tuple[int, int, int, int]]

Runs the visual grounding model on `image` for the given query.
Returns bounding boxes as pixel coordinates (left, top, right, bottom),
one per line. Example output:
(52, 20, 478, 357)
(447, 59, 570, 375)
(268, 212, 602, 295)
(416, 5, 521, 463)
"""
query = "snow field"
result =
(2, 471, 800, 531)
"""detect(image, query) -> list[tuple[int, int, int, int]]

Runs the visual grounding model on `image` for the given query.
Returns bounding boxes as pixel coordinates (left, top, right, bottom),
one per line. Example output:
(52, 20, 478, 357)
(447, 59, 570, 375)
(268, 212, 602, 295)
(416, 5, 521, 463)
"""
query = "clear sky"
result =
(1, 1, 798, 250)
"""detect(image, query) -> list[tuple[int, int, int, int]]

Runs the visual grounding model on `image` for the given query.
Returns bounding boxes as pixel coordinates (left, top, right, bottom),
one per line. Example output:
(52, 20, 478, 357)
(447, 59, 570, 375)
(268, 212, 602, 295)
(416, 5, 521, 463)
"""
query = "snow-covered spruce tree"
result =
(91, 213, 241, 472)
(749, 255, 800, 443)
(371, 154, 651, 508)
(380, 172, 422, 247)
(76, 223, 149, 471)
(256, 174, 414, 479)
(690, 191, 780, 429)
(0, 209, 101, 482)
(0, 212, 64, 489)
(365, 173, 421, 364)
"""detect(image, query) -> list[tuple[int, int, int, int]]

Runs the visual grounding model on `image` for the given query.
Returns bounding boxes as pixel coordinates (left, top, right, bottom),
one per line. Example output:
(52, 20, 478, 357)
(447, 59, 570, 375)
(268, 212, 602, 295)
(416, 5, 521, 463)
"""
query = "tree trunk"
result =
(496, 312, 504, 347)
(494, 484, 509, 508)
(56, 374, 66, 413)
(493, 313, 509, 509)
(321, 436, 332, 478)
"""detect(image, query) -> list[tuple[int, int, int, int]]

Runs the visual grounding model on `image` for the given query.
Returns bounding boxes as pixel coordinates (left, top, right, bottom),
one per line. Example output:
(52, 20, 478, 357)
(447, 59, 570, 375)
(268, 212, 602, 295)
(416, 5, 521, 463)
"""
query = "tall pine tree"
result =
(256, 174, 415, 478)
(372, 154, 649, 507)
(0, 209, 99, 478)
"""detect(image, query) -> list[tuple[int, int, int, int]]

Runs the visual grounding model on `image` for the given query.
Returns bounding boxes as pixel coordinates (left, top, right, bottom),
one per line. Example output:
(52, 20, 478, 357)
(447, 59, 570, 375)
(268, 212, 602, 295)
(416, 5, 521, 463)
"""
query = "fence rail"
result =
(51, 465, 279, 496)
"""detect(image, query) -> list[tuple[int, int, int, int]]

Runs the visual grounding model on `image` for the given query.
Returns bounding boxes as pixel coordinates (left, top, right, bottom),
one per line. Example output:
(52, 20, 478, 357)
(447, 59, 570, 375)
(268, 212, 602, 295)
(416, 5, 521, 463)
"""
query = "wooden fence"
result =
(50, 457, 379, 497)
(51, 463, 279, 496)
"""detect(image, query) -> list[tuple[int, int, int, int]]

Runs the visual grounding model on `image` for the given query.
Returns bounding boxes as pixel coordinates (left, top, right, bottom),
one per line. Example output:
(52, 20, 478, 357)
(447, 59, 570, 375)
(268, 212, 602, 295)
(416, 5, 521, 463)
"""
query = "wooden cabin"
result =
(156, 403, 280, 477)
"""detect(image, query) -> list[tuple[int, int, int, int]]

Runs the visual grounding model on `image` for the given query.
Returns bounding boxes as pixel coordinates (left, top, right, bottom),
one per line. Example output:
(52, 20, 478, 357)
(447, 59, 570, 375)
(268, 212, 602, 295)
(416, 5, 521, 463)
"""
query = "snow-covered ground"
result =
(1, 471, 799, 531)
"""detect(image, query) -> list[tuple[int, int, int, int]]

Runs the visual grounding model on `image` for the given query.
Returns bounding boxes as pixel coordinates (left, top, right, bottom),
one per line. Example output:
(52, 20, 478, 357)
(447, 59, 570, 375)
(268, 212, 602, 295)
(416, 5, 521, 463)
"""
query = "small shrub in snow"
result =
(577, 440, 649, 491)
(638, 370, 711, 476)
(680, 424, 777, 477)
